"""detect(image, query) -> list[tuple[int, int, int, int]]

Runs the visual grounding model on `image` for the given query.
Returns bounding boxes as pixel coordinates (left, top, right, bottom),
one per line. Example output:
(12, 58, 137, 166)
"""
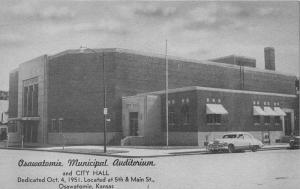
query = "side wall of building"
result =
(47, 52, 121, 144)
(114, 52, 296, 95)
(157, 89, 296, 146)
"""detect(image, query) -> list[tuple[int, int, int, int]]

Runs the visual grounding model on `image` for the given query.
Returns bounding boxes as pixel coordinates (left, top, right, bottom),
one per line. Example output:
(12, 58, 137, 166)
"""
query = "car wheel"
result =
(251, 145, 259, 152)
(228, 144, 235, 153)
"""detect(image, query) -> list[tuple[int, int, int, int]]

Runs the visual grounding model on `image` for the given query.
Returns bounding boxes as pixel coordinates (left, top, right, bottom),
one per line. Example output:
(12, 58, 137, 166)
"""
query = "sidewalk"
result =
(1, 143, 290, 158)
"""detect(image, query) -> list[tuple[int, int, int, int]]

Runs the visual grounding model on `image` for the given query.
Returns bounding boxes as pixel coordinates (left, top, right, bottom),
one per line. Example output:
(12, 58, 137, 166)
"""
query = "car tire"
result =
(228, 144, 235, 153)
(251, 145, 259, 152)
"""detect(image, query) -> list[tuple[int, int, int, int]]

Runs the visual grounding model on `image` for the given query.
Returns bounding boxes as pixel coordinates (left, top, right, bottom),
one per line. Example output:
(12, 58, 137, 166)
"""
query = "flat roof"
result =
(48, 48, 296, 78)
(209, 54, 256, 61)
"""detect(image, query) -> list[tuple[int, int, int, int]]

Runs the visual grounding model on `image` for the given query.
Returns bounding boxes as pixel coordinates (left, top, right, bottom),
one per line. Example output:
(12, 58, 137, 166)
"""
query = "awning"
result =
(7, 117, 22, 121)
(206, 104, 228, 114)
(253, 106, 266, 116)
(21, 117, 40, 121)
(263, 106, 277, 116)
(273, 107, 286, 116)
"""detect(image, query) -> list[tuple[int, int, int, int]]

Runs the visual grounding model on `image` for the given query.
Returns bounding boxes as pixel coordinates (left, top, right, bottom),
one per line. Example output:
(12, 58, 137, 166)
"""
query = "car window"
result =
(223, 134, 236, 138)
(237, 134, 244, 139)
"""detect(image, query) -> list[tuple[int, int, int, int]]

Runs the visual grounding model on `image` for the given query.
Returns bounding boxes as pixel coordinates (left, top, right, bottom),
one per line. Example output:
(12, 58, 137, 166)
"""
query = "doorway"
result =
(129, 112, 138, 136)
(22, 121, 38, 143)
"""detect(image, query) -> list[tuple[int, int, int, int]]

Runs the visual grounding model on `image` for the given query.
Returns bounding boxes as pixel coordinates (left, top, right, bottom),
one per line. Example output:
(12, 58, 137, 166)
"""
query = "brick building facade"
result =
(8, 48, 299, 146)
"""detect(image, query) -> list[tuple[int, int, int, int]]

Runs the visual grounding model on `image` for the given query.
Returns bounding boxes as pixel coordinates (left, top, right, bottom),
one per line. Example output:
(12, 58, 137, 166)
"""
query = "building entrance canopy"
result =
(206, 104, 228, 114)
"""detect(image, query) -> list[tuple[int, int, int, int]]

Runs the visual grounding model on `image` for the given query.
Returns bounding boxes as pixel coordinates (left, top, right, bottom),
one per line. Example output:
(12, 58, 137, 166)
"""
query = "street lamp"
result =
(79, 46, 107, 153)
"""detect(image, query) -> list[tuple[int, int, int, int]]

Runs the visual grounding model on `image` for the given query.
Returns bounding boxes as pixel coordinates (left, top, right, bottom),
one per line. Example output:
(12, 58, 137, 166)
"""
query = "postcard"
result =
(0, 1, 299, 189)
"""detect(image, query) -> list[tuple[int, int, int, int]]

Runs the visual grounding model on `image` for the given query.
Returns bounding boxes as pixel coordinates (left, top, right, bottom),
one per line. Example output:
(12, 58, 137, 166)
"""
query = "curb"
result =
(0, 145, 291, 158)
(0, 147, 175, 158)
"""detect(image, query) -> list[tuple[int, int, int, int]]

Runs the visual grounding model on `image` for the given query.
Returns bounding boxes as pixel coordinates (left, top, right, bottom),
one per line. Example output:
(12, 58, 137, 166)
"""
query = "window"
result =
(264, 116, 270, 124)
(51, 119, 58, 132)
(184, 111, 190, 124)
(181, 105, 191, 124)
(237, 134, 244, 139)
(223, 134, 236, 138)
(253, 116, 260, 125)
(274, 116, 281, 125)
(23, 78, 38, 117)
(33, 84, 38, 116)
(168, 112, 175, 125)
(28, 85, 33, 116)
(58, 118, 64, 132)
(23, 86, 28, 116)
(206, 114, 221, 124)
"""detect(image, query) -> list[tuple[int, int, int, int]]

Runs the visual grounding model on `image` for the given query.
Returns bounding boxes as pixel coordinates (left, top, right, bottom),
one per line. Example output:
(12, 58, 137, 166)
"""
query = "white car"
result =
(207, 132, 264, 153)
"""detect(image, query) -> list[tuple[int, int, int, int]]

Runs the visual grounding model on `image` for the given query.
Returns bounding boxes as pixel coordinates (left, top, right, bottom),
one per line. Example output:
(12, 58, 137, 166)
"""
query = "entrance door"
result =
(23, 121, 38, 143)
(0, 127, 8, 141)
(284, 113, 292, 136)
(129, 112, 138, 136)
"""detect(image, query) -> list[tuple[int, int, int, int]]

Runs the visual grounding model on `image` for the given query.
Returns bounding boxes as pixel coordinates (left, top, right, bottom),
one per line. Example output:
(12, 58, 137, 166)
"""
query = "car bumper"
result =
(207, 144, 228, 151)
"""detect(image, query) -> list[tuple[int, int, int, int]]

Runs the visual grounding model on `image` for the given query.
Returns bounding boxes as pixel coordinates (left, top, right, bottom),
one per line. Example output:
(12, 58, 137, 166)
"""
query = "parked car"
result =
(289, 136, 300, 149)
(207, 132, 263, 153)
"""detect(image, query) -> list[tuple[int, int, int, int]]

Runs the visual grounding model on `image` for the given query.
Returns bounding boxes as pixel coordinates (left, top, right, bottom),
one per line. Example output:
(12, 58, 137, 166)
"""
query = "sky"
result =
(0, 0, 299, 91)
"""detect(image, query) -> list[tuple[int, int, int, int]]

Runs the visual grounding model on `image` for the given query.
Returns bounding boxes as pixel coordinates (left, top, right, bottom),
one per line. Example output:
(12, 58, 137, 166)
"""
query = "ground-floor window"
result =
(253, 115, 260, 125)
(264, 116, 270, 124)
(168, 111, 176, 125)
(183, 111, 191, 124)
(58, 118, 64, 132)
(206, 114, 221, 124)
(274, 116, 281, 125)
(181, 105, 191, 125)
(51, 119, 59, 132)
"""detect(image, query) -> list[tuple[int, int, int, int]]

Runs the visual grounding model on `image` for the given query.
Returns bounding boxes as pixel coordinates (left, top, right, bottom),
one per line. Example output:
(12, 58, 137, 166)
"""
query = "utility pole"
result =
(103, 52, 107, 153)
(165, 40, 169, 147)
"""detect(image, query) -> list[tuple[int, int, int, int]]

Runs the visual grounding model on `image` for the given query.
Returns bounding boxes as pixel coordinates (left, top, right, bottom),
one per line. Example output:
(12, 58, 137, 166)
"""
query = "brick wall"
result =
(196, 90, 296, 132)
(160, 91, 198, 132)
(47, 52, 118, 132)
(158, 89, 296, 133)
(47, 50, 297, 133)
(115, 52, 295, 94)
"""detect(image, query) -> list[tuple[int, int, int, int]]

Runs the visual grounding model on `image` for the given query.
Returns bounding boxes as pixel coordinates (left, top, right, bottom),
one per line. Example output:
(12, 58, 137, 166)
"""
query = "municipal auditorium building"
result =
(7, 47, 299, 146)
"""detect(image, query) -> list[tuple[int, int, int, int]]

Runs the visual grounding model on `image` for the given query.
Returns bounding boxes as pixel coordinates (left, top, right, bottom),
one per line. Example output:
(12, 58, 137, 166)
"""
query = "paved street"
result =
(0, 149, 299, 189)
